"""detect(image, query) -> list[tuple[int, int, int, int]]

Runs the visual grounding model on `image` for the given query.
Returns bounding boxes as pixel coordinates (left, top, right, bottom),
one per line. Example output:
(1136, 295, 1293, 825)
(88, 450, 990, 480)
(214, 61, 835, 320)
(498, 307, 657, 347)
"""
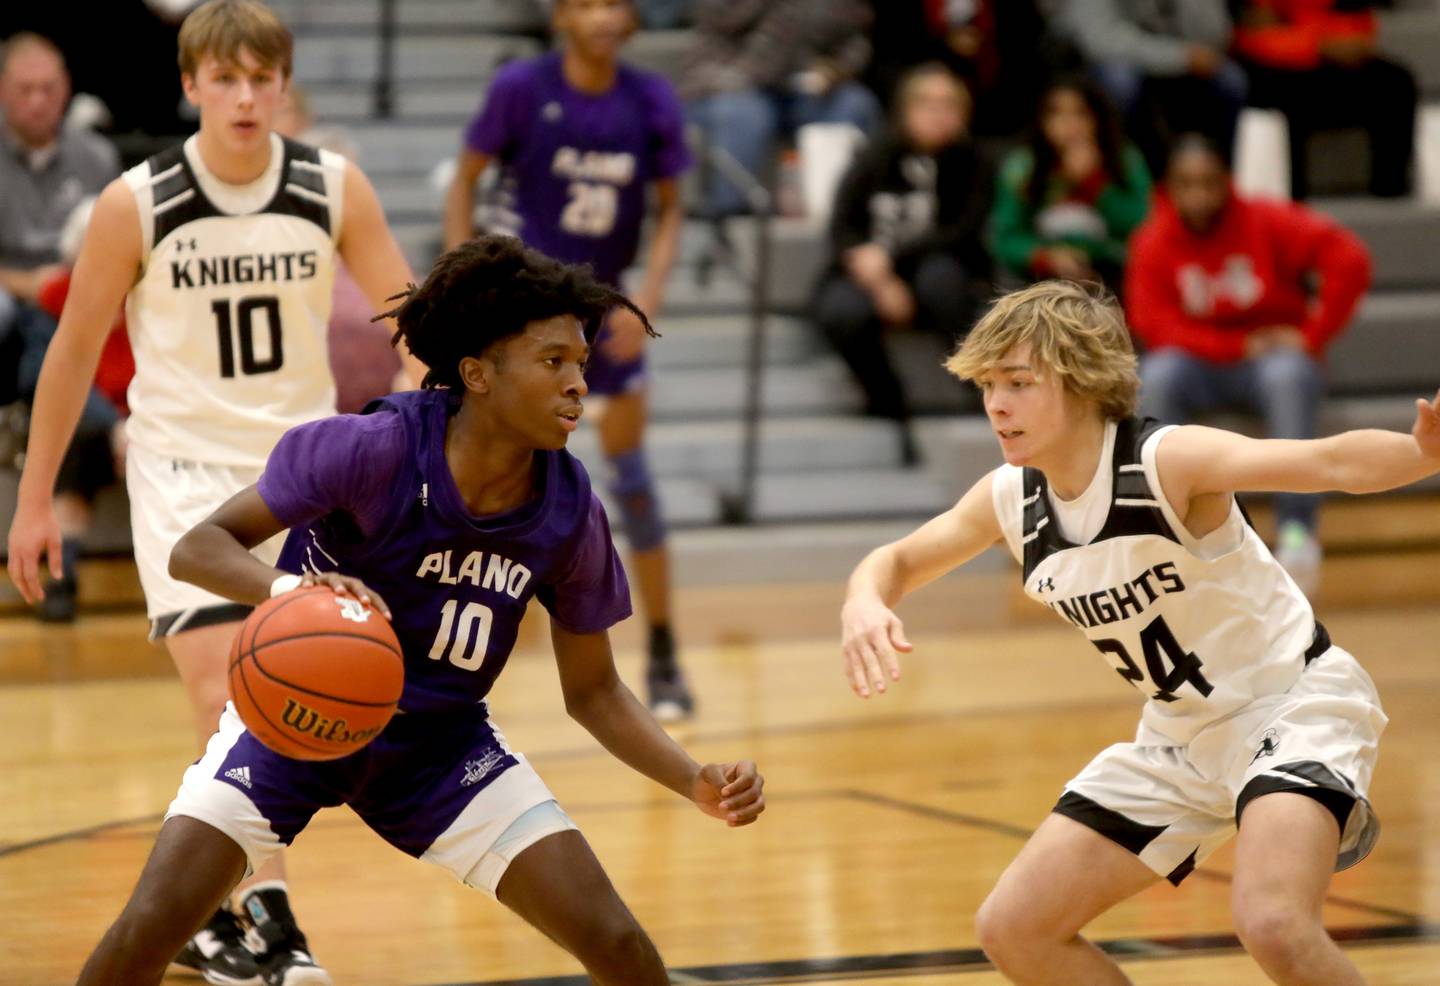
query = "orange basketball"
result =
(228, 585, 404, 761)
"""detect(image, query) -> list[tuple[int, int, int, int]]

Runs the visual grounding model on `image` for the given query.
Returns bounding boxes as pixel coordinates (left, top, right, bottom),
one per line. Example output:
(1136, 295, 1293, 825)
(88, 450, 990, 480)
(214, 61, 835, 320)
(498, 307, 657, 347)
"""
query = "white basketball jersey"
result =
(122, 133, 344, 466)
(993, 418, 1325, 745)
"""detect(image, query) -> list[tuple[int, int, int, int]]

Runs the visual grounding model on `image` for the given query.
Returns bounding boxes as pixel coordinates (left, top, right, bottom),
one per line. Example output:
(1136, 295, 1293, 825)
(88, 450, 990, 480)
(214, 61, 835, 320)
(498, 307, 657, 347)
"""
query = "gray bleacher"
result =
(291, 0, 1440, 532)
(5, 2, 1438, 565)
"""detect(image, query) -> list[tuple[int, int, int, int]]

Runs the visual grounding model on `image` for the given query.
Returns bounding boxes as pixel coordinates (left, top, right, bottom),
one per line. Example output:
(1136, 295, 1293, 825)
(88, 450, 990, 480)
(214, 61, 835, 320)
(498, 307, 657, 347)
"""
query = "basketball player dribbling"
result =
(840, 280, 1440, 985)
(75, 236, 765, 986)
(443, 0, 694, 720)
(5, 2, 417, 982)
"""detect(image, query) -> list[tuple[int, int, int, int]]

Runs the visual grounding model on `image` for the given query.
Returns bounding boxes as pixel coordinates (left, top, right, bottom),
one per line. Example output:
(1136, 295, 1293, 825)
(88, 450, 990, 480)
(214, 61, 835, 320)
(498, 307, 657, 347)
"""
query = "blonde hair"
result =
(945, 280, 1139, 420)
(178, 0, 293, 79)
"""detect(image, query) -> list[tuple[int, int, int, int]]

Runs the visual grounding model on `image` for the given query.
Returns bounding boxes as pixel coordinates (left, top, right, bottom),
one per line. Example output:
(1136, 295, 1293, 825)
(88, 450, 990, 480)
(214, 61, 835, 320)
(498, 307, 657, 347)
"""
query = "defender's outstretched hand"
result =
(841, 596, 912, 699)
(1414, 388, 1440, 459)
(692, 761, 765, 827)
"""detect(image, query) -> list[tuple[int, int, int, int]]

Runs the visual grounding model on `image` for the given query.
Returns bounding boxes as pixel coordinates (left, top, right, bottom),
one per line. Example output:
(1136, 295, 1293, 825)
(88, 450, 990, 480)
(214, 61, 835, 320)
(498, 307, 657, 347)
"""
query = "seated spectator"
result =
(988, 76, 1151, 289)
(868, 0, 1050, 138)
(813, 63, 991, 463)
(1060, 0, 1246, 174)
(683, 0, 884, 216)
(1234, 0, 1416, 199)
(0, 32, 121, 620)
(273, 85, 400, 413)
(1126, 135, 1371, 593)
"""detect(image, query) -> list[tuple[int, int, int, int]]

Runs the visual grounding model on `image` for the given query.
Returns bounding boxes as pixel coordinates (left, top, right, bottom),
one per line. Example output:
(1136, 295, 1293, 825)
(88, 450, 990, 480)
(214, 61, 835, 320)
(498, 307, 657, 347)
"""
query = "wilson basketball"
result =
(229, 585, 404, 761)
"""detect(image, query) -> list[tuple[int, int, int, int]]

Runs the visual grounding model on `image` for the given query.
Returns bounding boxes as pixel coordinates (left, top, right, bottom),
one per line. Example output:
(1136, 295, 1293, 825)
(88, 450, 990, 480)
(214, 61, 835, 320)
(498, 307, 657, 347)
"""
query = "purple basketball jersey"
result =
(257, 389, 632, 715)
(464, 52, 691, 285)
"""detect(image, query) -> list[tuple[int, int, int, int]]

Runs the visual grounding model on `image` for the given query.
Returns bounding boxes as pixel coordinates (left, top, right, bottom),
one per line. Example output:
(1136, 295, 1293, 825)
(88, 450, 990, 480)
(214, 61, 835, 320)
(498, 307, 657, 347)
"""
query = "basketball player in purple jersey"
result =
(443, 0, 694, 719)
(76, 237, 764, 986)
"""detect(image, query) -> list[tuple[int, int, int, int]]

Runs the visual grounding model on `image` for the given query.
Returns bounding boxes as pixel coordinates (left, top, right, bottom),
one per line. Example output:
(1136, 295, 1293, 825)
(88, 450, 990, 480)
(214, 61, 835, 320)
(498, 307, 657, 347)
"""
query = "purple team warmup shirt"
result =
(257, 389, 631, 715)
(464, 52, 691, 286)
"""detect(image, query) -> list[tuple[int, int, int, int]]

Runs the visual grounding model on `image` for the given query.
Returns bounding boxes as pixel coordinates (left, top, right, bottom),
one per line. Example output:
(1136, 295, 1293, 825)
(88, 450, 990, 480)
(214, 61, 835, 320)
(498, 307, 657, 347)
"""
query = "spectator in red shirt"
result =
(1234, 0, 1415, 198)
(1126, 135, 1371, 591)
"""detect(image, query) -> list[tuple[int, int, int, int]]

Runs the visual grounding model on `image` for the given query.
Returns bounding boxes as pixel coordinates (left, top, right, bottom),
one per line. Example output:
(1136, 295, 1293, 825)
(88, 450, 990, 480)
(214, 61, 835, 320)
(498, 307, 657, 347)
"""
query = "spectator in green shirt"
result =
(988, 77, 1151, 291)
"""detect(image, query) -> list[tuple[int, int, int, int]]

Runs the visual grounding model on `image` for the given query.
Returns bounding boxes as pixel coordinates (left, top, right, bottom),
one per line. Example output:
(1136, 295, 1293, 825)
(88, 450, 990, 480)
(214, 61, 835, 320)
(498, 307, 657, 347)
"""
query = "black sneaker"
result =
(38, 575, 77, 623)
(646, 626, 694, 722)
(169, 908, 262, 985)
(240, 887, 332, 986)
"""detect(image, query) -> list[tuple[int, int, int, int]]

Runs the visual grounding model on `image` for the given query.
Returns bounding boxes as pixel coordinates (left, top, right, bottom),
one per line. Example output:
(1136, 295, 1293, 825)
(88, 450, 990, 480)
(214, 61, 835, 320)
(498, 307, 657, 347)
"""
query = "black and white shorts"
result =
(1054, 644, 1386, 885)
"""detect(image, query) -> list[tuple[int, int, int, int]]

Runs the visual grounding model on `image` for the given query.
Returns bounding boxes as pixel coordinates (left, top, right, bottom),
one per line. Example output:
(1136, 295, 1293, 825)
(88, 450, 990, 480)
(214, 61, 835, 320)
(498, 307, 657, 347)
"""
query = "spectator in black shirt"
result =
(813, 63, 991, 462)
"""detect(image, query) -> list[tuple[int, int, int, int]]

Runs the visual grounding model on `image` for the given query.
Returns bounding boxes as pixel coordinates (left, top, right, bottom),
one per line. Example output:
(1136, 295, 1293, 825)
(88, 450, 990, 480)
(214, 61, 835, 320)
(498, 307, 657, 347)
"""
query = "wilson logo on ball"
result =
(281, 697, 381, 746)
(334, 597, 373, 624)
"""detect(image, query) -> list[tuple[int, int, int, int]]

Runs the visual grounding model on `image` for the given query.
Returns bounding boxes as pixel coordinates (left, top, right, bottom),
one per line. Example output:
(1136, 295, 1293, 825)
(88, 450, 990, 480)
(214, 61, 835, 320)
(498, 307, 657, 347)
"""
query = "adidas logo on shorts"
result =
(224, 765, 253, 789)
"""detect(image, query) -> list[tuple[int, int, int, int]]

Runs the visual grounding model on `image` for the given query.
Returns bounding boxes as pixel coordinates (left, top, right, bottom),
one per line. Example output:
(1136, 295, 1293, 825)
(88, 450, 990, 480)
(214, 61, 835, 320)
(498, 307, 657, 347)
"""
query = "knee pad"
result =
(607, 448, 666, 552)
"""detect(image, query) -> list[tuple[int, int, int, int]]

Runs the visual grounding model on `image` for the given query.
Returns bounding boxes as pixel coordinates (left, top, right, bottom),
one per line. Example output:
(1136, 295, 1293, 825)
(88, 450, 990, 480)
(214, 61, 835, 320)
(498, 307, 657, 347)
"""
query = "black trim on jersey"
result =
(1021, 417, 1178, 581)
(1304, 622, 1331, 665)
(1053, 790, 1169, 856)
(149, 602, 253, 640)
(145, 137, 332, 247)
(147, 144, 223, 245)
(1165, 848, 1199, 886)
(1235, 760, 1357, 835)
(265, 137, 331, 235)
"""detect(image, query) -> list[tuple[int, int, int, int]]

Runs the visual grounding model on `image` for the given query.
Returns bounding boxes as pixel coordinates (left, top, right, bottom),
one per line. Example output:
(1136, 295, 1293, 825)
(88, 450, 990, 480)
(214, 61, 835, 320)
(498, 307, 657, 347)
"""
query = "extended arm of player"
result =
(169, 485, 391, 617)
(1156, 391, 1440, 507)
(6, 178, 140, 602)
(840, 470, 1004, 699)
(337, 161, 425, 388)
(441, 150, 492, 253)
(630, 178, 683, 317)
(550, 622, 765, 826)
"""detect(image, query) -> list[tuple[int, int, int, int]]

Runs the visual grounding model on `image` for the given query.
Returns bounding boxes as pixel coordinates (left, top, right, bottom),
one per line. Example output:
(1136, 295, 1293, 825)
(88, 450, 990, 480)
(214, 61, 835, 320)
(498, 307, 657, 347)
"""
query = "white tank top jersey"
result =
(121, 132, 346, 467)
(992, 418, 1324, 746)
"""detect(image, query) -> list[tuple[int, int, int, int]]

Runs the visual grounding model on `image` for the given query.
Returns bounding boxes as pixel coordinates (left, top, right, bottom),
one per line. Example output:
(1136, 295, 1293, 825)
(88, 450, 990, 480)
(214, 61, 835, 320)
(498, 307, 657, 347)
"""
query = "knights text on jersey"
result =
(992, 418, 1323, 744)
(121, 132, 344, 467)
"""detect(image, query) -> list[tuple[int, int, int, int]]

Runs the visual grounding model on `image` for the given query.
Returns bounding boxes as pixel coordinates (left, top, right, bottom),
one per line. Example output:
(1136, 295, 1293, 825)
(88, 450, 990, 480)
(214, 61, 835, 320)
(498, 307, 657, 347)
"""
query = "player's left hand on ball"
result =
(692, 760, 765, 827)
(302, 571, 392, 620)
(601, 307, 649, 362)
(1413, 388, 1440, 458)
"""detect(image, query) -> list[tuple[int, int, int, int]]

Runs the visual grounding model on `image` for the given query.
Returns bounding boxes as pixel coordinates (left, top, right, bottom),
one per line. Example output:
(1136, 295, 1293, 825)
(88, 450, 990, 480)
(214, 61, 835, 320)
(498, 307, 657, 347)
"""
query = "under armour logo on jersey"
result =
(542, 101, 563, 123)
(1250, 728, 1281, 764)
(1035, 577, 1055, 593)
(174, 237, 198, 252)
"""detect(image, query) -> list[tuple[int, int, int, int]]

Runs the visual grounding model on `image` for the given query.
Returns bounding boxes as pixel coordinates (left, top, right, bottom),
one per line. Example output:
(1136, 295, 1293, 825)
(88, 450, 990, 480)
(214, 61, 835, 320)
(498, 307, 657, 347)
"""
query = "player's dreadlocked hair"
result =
(378, 235, 655, 390)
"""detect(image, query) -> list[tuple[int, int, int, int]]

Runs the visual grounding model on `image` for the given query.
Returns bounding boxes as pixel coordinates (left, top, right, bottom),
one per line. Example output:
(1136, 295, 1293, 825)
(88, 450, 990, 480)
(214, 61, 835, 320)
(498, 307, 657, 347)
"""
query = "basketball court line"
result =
(3, 793, 1431, 984)
(4, 787, 1422, 926)
(423, 923, 1440, 986)
(844, 789, 1428, 925)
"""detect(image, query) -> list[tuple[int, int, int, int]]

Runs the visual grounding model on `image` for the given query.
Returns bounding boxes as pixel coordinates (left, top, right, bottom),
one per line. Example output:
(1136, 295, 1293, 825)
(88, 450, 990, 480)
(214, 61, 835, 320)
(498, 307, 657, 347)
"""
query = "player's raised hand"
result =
(301, 571, 393, 620)
(1413, 388, 1440, 459)
(691, 761, 765, 827)
(6, 497, 64, 604)
(840, 595, 912, 699)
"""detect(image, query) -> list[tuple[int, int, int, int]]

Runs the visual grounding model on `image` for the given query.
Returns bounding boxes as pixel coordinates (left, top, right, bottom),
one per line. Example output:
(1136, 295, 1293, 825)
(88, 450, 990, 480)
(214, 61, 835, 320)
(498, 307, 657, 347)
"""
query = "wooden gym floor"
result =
(3, 537, 1440, 985)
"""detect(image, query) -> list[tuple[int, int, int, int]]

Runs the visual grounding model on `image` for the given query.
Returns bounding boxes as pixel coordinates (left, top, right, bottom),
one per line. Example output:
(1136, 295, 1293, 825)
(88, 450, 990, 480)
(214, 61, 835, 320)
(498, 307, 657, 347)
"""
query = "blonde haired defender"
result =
(841, 281, 1440, 985)
(945, 279, 1139, 421)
